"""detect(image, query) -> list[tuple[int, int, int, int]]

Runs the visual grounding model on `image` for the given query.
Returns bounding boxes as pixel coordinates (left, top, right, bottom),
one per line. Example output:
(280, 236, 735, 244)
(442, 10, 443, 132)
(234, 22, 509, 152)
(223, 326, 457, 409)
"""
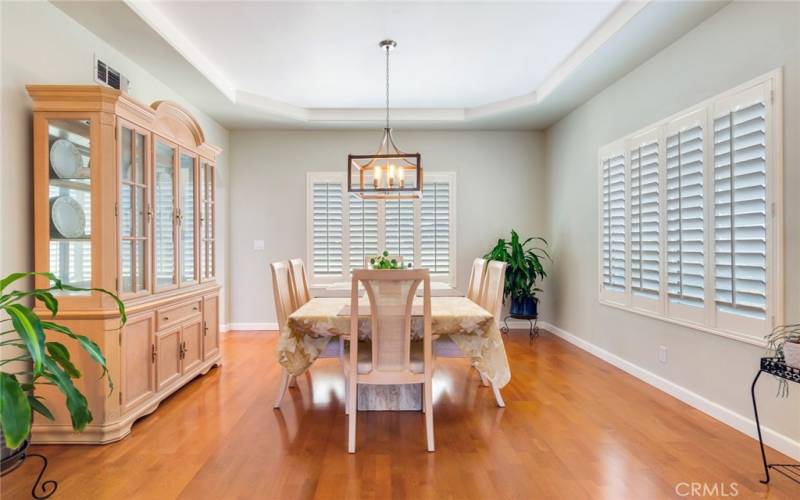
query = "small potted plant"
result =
(484, 230, 550, 317)
(369, 251, 412, 270)
(765, 323, 800, 370)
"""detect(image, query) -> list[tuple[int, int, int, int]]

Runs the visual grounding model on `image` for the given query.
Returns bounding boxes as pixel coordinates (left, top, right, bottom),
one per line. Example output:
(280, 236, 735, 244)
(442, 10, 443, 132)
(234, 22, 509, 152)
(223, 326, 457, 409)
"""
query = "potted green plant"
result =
(369, 251, 412, 270)
(484, 230, 550, 317)
(0, 272, 125, 464)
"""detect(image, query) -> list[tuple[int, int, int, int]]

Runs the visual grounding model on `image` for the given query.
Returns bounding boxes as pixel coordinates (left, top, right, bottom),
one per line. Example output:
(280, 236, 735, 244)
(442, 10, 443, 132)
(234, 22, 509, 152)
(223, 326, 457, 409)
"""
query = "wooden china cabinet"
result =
(27, 85, 221, 444)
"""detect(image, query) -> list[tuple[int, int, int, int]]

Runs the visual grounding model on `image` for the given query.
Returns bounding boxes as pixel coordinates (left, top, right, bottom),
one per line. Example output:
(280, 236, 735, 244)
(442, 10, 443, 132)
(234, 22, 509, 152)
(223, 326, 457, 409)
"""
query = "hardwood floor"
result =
(2, 330, 796, 499)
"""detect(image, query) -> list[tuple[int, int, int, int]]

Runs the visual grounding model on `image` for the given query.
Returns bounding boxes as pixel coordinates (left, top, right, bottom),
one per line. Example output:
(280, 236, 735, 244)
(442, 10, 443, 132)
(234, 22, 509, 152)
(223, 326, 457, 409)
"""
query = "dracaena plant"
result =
(484, 230, 550, 301)
(0, 272, 125, 449)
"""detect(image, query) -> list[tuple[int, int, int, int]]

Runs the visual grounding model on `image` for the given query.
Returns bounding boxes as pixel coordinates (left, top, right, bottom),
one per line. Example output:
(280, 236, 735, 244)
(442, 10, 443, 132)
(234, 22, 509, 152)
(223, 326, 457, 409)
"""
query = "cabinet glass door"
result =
(119, 124, 149, 295)
(47, 119, 92, 293)
(154, 140, 177, 289)
(179, 152, 197, 284)
(200, 160, 215, 280)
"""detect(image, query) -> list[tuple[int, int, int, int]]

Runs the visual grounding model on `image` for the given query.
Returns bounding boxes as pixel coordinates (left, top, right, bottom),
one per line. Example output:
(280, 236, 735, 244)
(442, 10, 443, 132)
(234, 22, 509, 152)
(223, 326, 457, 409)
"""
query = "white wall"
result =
(542, 1, 799, 449)
(229, 130, 545, 326)
(0, 1, 231, 324)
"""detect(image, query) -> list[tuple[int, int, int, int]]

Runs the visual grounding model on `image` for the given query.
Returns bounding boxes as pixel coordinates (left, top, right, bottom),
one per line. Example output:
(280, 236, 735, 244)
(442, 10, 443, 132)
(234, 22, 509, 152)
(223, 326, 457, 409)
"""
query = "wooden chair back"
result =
(479, 261, 507, 326)
(466, 258, 487, 302)
(270, 261, 296, 330)
(289, 258, 312, 307)
(350, 269, 431, 378)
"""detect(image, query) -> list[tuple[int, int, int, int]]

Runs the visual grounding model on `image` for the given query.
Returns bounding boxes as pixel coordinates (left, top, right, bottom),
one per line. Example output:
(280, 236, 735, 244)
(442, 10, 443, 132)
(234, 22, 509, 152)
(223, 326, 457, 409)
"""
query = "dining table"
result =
(276, 296, 511, 410)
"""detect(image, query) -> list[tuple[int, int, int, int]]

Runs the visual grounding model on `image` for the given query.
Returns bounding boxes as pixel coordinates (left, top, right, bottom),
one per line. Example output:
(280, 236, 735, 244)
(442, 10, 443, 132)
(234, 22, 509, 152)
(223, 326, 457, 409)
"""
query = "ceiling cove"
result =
(123, 0, 645, 125)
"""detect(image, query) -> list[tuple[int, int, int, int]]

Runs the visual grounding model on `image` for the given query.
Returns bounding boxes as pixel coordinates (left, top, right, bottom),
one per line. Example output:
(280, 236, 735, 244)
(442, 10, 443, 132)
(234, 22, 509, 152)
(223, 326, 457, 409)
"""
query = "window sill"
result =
(598, 298, 767, 348)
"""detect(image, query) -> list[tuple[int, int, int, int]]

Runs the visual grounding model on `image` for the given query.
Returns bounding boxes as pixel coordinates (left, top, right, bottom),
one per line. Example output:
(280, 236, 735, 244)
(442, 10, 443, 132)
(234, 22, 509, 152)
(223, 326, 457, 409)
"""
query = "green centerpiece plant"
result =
(484, 230, 550, 317)
(0, 272, 125, 452)
(369, 251, 412, 270)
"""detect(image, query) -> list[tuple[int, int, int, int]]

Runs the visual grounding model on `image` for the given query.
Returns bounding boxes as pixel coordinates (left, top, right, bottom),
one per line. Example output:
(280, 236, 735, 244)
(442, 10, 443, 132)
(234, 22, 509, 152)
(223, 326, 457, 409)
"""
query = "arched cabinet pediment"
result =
(151, 101, 206, 151)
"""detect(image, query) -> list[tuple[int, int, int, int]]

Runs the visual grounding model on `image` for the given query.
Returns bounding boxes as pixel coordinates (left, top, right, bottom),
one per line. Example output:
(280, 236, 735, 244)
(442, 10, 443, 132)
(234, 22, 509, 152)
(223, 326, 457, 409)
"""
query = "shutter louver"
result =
(630, 142, 660, 298)
(713, 102, 767, 319)
(312, 182, 343, 275)
(385, 198, 415, 267)
(666, 125, 705, 306)
(421, 181, 450, 274)
(602, 154, 626, 292)
(349, 194, 379, 272)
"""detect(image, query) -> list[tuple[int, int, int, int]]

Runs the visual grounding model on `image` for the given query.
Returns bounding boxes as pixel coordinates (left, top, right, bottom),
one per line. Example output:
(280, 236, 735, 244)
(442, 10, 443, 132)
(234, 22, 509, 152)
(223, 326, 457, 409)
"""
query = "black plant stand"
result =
(751, 357, 800, 485)
(500, 314, 539, 340)
(0, 440, 58, 499)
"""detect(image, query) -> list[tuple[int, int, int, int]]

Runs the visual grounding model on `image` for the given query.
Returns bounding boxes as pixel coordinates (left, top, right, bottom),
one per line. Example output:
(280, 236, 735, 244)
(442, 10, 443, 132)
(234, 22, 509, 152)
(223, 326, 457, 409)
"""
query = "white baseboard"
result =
(536, 320, 800, 461)
(226, 322, 279, 331)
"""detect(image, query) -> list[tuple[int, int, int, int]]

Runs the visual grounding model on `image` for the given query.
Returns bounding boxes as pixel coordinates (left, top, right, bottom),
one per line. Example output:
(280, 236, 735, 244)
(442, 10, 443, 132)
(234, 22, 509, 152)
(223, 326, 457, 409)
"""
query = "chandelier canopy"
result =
(348, 40, 422, 200)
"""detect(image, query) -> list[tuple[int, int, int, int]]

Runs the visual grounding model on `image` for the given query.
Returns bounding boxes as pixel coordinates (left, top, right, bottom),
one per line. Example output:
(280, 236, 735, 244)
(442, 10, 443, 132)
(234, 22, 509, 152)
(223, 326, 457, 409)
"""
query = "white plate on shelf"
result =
(50, 139, 87, 179)
(50, 195, 86, 239)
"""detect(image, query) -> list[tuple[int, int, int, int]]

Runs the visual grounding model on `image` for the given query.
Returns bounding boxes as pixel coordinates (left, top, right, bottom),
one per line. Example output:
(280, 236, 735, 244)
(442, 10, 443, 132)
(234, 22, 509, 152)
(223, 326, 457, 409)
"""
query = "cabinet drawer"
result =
(157, 299, 201, 331)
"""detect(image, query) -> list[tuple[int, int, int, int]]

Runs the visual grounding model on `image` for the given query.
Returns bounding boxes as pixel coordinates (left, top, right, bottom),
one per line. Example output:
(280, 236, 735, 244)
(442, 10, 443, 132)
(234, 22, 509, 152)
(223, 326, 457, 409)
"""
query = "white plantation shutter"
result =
(312, 181, 343, 275)
(421, 181, 451, 274)
(349, 194, 379, 272)
(602, 154, 626, 292)
(598, 73, 781, 340)
(666, 124, 704, 306)
(385, 198, 415, 266)
(630, 141, 660, 298)
(713, 100, 768, 319)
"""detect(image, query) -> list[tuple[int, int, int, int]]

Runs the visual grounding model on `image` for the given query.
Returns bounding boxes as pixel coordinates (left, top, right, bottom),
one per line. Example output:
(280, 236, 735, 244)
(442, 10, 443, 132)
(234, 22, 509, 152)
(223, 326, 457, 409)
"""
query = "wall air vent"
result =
(94, 56, 130, 92)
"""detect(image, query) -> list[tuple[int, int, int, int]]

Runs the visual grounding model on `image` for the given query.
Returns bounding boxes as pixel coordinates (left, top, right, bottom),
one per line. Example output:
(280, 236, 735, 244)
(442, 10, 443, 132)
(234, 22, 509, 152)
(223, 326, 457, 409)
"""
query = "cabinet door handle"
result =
(204, 322, 208, 336)
(192, 306, 198, 311)
(151, 344, 157, 363)
(163, 316, 169, 321)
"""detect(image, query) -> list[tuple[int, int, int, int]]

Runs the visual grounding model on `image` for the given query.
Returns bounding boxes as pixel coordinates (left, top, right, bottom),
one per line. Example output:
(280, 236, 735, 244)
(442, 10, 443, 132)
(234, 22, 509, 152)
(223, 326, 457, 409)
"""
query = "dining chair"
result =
(434, 260, 507, 407)
(271, 261, 298, 408)
(273, 260, 342, 408)
(478, 260, 507, 328)
(465, 257, 487, 302)
(344, 269, 434, 453)
(289, 258, 312, 307)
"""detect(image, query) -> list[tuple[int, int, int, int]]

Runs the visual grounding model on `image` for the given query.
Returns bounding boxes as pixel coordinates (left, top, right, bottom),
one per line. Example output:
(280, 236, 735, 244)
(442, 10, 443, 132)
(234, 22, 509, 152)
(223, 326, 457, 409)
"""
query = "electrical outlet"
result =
(658, 345, 668, 364)
(253, 240, 265, 251)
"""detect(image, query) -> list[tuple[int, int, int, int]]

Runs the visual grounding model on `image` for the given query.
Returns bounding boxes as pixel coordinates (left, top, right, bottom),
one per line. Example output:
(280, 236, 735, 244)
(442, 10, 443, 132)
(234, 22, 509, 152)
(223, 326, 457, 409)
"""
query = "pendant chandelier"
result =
(348, 39, 422, 200)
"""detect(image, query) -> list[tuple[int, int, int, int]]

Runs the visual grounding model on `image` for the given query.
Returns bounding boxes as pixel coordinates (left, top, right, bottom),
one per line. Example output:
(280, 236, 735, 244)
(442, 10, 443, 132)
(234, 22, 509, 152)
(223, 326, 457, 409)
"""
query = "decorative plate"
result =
(50, 195, 86, 239)
(50, 139, 85, 178)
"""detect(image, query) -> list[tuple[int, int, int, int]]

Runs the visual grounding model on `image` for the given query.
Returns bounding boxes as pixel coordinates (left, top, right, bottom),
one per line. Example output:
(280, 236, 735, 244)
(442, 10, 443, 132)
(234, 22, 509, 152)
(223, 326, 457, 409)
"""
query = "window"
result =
(385, 197, 415, 267)
(600, 149, 626, 298)
(420, 180, 452, 275)
(630, 134, 660, 302)
(666, 114, 705, 311)
(310, 175, 343, 276)
(597, 70, 783, 343)
(348, 195, 378, 271)
(307, 172, 456, 285)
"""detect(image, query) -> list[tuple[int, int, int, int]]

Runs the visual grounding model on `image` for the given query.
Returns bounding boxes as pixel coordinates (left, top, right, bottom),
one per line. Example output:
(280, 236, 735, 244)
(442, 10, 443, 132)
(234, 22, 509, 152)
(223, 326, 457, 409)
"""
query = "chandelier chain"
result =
(385, 44, 390, 130)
